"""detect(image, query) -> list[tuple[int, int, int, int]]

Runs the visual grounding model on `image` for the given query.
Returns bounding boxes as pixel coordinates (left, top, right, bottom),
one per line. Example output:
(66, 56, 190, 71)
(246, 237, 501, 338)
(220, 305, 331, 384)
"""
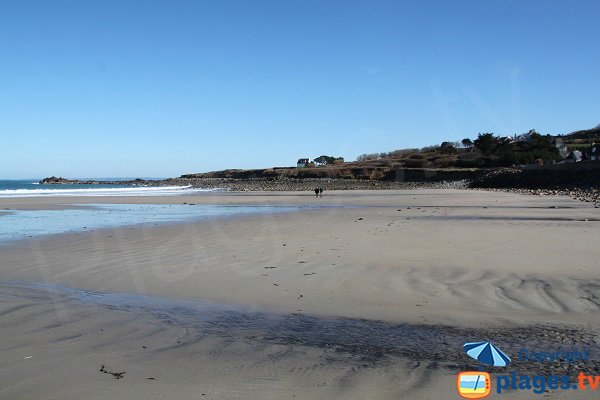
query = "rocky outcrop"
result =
(468, 162, 600, 205)
(469, 161, 600, 189)
(39, 177, 149, 185)
(40, 176, 74, 184)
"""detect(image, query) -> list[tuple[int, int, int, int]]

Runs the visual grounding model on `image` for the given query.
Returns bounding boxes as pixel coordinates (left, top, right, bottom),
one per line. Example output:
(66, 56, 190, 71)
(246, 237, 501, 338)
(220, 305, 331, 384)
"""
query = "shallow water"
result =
(3, 281, 598, 374)
(0, 204, 304, 242)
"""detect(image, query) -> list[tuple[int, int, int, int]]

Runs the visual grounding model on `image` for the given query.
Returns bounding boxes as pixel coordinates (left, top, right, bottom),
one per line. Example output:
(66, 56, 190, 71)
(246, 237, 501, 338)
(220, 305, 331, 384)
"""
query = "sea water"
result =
(0, 204, 299, 243)
(0, 179, 216, 197)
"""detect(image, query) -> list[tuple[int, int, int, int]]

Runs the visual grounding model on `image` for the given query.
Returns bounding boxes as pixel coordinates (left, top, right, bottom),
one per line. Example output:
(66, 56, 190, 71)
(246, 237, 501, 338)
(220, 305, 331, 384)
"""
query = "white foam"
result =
(0, 185, 221, 198)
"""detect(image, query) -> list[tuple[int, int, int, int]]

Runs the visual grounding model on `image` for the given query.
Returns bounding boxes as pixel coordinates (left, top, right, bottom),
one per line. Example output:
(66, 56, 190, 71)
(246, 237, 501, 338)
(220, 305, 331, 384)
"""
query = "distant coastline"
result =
(38, 173, 471, 192)
(38, 160, 600, 202)
(39, 176, 153, 185)
(38, 125, 600, 197)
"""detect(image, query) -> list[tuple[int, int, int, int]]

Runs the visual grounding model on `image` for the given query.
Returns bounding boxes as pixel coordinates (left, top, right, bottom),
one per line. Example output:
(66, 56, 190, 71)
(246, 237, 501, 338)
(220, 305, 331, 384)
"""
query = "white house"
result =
(565, 150, 583, 163)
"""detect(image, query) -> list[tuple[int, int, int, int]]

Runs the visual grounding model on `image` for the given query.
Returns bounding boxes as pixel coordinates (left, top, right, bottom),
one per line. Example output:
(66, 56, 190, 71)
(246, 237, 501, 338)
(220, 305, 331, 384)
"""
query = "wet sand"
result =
(1, 189, 600, 399)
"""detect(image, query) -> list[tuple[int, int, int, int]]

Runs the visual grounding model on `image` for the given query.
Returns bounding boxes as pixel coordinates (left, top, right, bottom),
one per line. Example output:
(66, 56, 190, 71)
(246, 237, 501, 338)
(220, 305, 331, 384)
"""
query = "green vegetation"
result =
(567, 143, 594, 151)
(314, 155, 344, 165)
(472, 131, 560, 166)
(353, 129, 590, 168)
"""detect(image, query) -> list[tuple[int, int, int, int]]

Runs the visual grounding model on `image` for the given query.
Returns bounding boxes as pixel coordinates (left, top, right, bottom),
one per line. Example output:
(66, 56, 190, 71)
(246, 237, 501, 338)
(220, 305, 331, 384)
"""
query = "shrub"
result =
(404, 159, 427, 168)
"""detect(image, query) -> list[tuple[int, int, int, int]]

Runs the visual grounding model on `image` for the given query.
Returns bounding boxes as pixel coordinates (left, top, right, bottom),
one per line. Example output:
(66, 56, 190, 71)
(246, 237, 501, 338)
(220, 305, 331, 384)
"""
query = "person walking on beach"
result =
(314, 188, 320, 198)
(319, 187, 324, 197)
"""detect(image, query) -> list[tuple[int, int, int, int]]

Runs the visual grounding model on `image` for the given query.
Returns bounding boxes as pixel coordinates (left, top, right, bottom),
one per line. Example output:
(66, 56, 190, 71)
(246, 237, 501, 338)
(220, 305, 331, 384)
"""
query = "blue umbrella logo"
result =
(463, 341, 511, 367)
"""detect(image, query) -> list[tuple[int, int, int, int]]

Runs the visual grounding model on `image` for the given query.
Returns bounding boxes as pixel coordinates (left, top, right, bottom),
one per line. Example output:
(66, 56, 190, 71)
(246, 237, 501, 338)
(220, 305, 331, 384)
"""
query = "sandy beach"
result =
(1, 189, 600, 399)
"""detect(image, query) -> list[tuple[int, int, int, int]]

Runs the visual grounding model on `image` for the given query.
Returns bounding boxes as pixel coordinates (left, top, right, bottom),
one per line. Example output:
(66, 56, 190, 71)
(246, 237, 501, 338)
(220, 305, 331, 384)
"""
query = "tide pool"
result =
(0, 204, 300, 243)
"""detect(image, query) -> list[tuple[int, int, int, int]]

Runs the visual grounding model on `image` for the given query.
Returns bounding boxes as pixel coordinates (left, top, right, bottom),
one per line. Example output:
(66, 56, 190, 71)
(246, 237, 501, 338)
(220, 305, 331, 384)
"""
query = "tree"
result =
(496, 137, 517, 166)
(314, 155, 339, 165)
(356, 153, 380, 161)
(461, 138, 473, 149)
(439, 141, 457, 154)
(474, 133, 500, 155)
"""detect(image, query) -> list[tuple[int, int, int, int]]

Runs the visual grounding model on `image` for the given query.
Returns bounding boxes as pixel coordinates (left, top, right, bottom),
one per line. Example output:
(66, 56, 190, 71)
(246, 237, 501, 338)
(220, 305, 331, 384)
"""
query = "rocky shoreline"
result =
(39, 175, 468, 191)
(467, 164, 600, 206)
(39, 173, 599, 205)
(163, 177, 469, 191)
(475, 187, 600, 207)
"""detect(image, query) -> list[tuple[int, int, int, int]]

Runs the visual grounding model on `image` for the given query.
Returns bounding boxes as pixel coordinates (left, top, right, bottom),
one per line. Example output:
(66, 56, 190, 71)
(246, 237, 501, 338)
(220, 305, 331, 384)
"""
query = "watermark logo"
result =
(457, 341, 509, 398)
(457, 371, 491, 399)
(464, 341, 511, 367)
(457, 341, 596, 396)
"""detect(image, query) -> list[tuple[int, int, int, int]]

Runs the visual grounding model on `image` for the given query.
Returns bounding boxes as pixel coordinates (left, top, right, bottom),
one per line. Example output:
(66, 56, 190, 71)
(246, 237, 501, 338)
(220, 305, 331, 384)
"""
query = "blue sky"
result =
(1, 0, 598, 178)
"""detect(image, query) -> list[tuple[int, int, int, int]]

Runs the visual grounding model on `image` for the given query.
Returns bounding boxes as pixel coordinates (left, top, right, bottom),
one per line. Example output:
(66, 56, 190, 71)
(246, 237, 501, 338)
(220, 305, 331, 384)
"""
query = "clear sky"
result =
(1, 0, 598, 179)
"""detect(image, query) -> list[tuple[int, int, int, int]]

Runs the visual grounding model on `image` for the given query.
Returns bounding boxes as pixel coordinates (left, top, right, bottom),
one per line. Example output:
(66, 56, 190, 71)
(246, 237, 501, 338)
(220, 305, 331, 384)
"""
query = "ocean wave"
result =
(0, 185, 221, 198)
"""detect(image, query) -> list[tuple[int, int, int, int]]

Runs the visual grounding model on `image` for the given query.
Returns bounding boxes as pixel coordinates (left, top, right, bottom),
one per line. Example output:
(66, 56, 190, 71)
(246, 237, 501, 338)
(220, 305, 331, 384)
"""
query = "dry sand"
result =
(1, 189, 600, 399)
